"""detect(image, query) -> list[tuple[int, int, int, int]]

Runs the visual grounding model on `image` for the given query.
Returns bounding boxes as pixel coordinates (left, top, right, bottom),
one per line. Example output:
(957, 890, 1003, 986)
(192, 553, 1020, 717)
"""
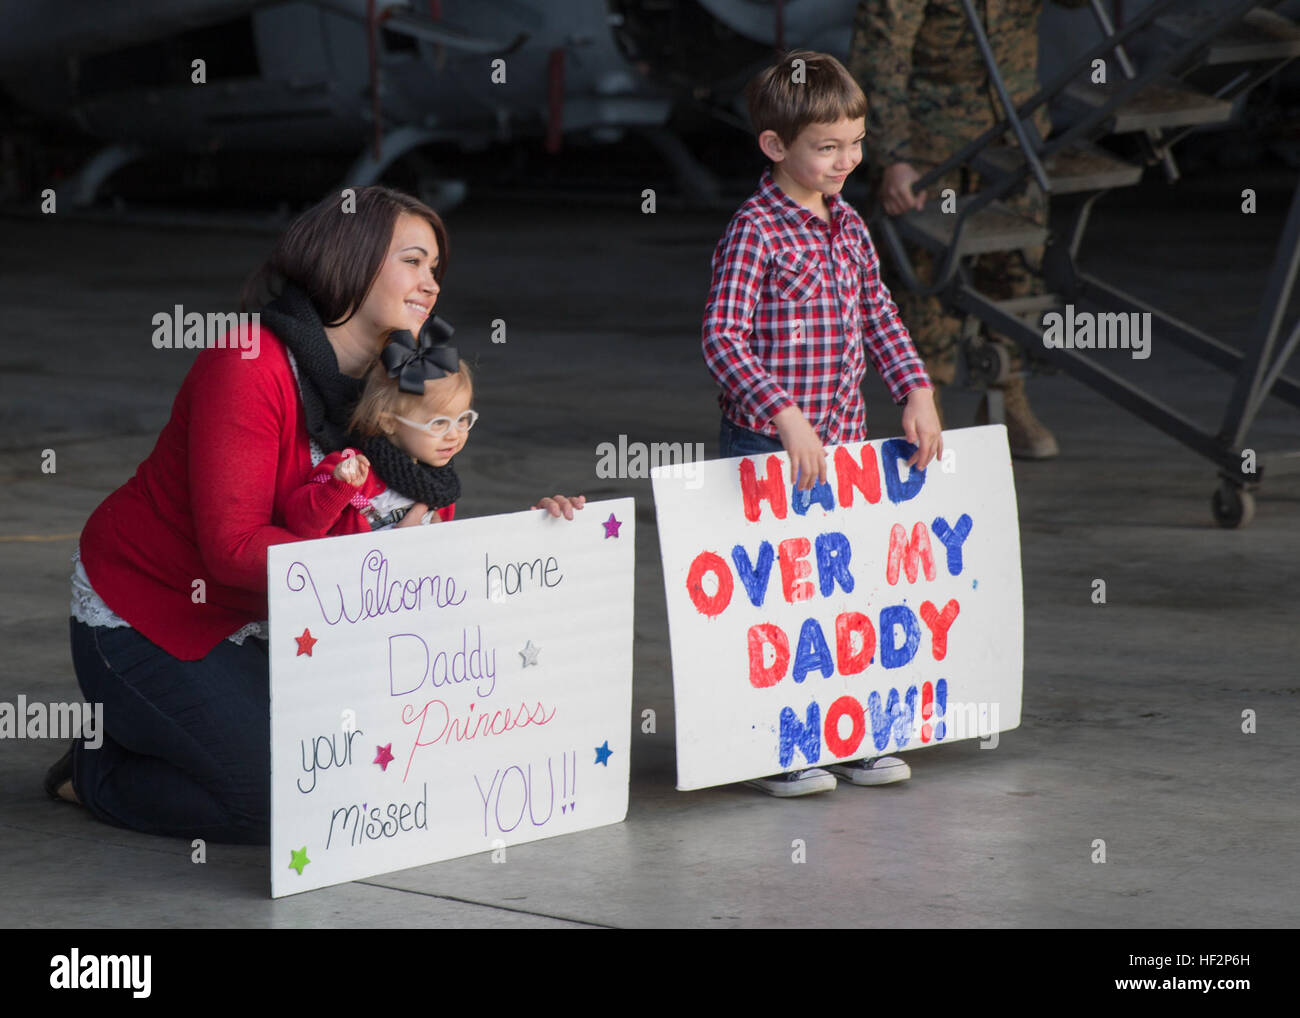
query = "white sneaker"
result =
(827, 756, 911, 786)
(745, 768, 837, 797)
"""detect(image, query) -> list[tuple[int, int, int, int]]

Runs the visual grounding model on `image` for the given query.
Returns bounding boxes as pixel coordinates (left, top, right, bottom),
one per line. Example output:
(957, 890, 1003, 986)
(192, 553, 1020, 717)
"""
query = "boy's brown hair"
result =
(744, 50, 867, 147)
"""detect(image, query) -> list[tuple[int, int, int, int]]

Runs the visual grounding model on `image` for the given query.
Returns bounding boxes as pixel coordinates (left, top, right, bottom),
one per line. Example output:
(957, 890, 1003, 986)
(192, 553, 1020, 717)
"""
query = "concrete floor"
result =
(1, 166, 1297, 928)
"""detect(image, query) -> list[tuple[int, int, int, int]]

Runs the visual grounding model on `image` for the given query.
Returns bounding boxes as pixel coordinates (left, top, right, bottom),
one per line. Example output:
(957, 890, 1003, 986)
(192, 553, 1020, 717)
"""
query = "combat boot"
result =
(977, 376, 1059, 460)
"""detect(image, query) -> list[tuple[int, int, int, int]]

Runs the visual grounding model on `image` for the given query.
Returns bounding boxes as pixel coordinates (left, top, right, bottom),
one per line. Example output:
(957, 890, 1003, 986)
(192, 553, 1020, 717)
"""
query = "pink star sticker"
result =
(374, 744, 394, 770)
(602, 513, 622, 538)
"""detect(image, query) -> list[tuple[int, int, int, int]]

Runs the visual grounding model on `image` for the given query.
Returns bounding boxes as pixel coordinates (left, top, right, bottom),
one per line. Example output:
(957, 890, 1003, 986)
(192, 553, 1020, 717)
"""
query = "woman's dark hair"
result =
(241, 185, 448, 325)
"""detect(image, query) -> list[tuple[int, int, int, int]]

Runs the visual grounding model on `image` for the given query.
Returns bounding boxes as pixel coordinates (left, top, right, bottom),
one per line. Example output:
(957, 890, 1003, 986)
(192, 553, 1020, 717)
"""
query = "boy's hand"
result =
(902, 387, 943, 470)
(773, 407, 827, 491)
(334, 453, 370, 487)
(881, 162, 926, 216)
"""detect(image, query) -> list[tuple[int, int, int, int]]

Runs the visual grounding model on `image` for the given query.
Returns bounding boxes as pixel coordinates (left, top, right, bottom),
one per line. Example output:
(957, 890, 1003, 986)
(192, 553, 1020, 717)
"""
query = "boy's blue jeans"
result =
(719, 416, 784, 459)
(68, 617, 271, 844)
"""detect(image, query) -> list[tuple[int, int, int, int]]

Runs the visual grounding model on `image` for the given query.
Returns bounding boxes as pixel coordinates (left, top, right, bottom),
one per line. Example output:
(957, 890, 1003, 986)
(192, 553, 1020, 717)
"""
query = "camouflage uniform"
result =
(847, 0, 1086, 385)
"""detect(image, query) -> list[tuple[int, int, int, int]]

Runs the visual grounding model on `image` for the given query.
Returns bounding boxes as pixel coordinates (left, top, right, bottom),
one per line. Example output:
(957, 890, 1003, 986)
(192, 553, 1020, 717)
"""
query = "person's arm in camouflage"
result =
(846, 0, 927, 180)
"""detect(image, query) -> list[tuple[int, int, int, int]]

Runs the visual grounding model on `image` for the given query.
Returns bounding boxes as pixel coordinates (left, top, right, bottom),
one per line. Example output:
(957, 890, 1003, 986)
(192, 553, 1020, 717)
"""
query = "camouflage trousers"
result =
(879, 165, 1048, 386)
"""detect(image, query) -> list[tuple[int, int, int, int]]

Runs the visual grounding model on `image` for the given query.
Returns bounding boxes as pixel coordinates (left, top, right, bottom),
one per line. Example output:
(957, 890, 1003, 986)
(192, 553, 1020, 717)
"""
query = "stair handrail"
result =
(908, 0, 1261, 197)
(881, 0, 1268, 298)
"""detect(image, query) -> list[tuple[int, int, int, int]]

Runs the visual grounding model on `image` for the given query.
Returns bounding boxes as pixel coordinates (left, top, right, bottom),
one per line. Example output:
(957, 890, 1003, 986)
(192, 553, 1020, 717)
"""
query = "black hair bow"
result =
(420, 313, 455, 345)
(381, 316, 459, 394)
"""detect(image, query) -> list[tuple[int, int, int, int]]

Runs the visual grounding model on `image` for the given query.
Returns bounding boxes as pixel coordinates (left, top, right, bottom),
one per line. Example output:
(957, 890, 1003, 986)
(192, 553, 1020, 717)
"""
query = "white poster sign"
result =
(652, 427, 1022, 791)
(268, 498, 635, 896)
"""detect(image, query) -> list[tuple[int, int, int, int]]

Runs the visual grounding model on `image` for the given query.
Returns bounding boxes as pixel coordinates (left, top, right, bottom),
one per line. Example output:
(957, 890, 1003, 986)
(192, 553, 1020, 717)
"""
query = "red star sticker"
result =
(374, 744, 395, 770)
(295, 628, 318, 656)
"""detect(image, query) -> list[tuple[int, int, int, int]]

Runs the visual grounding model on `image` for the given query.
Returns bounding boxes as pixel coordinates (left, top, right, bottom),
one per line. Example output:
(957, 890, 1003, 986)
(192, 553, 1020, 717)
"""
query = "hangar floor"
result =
(1, 166, 1296, 928)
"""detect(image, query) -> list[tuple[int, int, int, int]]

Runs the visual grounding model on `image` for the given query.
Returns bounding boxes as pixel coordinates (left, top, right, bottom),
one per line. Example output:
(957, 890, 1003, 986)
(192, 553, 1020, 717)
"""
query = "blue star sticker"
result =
(594, 741, 613, 766)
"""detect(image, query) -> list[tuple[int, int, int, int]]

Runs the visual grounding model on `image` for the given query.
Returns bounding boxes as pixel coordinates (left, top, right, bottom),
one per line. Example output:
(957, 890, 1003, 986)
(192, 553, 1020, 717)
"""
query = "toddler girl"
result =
(285, 327, 476, 537)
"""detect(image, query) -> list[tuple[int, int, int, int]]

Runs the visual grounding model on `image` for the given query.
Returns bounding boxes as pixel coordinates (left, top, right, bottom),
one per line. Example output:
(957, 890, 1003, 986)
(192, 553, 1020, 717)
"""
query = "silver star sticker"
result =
(519, 640, 540, 667)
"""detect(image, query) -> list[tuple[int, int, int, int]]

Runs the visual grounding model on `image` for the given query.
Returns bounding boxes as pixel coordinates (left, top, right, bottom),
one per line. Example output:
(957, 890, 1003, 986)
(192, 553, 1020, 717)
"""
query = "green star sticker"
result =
(289, 846, 310, 875)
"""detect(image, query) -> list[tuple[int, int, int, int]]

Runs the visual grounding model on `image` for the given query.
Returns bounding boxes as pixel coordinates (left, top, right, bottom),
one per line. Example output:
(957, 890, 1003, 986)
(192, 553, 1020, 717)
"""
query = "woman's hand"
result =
(530, 494, 586, 520)
(396, 502, 430, 528)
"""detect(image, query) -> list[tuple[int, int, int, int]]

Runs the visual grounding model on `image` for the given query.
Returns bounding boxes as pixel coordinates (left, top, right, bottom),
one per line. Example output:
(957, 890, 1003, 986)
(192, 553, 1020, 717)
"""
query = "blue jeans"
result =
(68, 618, 271, 844)
(719, 417, 785, 459)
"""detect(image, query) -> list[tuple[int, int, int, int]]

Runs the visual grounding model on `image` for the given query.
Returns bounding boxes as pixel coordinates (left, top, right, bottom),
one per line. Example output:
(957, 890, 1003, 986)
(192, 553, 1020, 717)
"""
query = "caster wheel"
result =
(1211, 484, 1255, 529)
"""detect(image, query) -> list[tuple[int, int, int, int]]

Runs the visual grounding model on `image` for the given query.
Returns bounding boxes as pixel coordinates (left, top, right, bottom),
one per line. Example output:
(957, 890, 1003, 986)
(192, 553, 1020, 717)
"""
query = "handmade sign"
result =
(268, 498, 635, 896)
(651, 427, 1021, 791)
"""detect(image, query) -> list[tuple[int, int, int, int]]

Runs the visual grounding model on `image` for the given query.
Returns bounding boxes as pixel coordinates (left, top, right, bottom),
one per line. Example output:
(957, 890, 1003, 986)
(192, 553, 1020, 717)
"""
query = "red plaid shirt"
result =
(702, 169, 931, 443)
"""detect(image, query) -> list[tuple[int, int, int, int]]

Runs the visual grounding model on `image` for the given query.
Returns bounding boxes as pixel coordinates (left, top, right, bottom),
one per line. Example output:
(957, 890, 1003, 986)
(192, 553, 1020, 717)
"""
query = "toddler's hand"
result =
(334, 453, 370, 487)
(773, 407, 827, 492)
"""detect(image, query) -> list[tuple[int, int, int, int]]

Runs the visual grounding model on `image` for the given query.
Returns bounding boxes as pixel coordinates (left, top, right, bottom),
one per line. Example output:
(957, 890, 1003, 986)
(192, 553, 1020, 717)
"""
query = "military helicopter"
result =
(0, 0, 858, 210)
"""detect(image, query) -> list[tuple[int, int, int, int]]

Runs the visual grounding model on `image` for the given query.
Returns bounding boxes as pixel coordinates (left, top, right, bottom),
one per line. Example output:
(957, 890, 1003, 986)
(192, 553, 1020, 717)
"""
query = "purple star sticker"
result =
(602, 514, 622, 539)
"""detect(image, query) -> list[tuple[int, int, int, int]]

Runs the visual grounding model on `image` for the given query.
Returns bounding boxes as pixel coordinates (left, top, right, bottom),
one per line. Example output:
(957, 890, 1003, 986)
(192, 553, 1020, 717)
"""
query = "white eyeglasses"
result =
(394, 409, 479, 438)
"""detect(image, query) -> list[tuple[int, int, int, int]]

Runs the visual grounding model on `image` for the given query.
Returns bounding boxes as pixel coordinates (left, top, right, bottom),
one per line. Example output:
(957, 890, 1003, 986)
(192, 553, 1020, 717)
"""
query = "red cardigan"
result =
(79, 332, 453, 661)
(285, 448, 455, 538)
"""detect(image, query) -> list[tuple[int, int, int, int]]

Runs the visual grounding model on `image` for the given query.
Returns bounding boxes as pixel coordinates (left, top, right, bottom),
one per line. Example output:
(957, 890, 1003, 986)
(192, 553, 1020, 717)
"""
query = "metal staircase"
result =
(871, 0, 1300, 528)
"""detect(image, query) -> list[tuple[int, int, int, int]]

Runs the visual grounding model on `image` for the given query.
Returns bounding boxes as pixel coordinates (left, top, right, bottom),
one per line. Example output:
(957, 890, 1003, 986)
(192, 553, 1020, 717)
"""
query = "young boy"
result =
(701, 50, 943, 797)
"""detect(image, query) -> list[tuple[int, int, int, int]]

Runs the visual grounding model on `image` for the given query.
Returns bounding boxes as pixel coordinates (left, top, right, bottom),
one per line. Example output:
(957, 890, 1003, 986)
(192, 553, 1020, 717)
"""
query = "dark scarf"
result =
(260, 282, 364, 453)
(359, 434, 461, 512)
(261, 282, 461, 511)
